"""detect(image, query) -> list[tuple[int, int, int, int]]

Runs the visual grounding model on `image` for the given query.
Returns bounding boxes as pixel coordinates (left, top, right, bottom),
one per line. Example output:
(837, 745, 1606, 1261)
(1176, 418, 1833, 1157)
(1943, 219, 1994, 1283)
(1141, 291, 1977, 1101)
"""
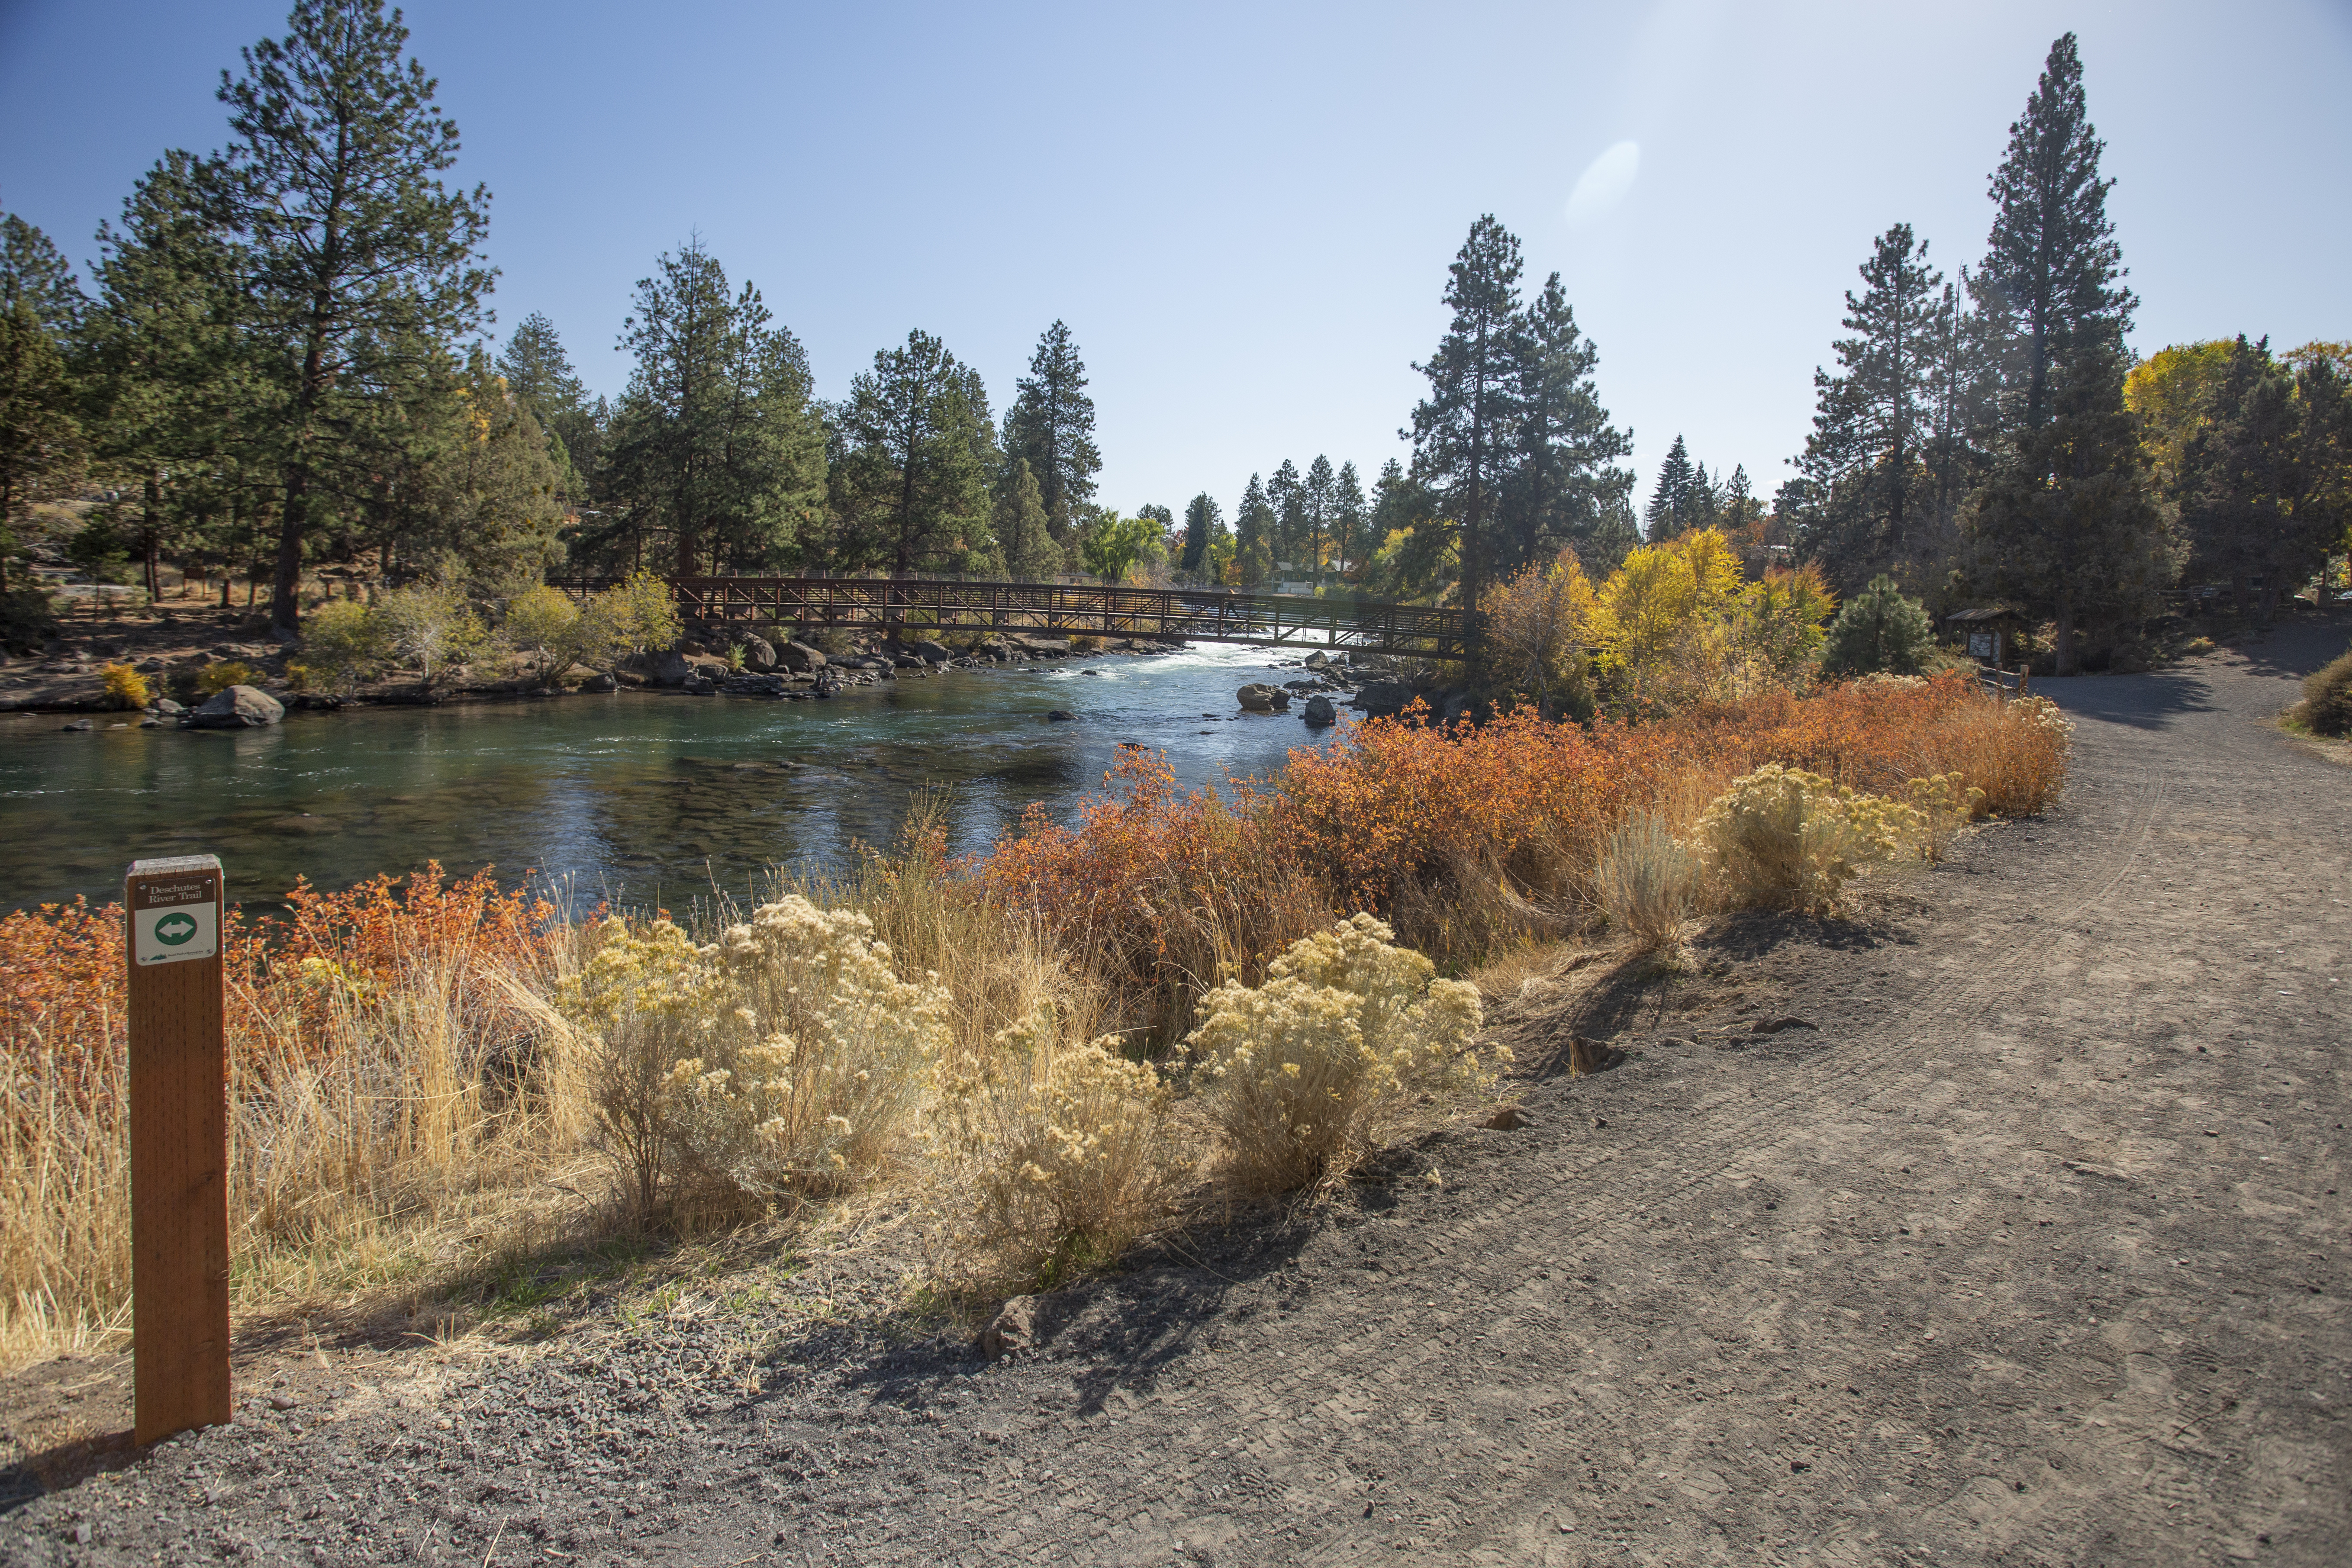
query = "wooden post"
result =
(124, 855, 232, 1446)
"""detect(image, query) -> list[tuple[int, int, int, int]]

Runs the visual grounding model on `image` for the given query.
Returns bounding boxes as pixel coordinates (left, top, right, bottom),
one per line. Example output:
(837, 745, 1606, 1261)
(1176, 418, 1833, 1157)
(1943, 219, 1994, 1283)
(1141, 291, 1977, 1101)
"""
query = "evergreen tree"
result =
(1644, 435, 1698, 539)
(1820, 574, 1936, 676)
(1179, 490, 1223, 575)
(1332, 460, 1369, 570)
(0, 212, 84, 586)
(1002, 321, 1100, 544)
(1503, 272, 1634, 576)
(1793, 223, 1945, 586)
(0, 212, 87, 337)
(0, 296, 81, 587)
(1408, 215, 1525, 627)
(1969, 340, 2178, 671)
(1303, 454, 1337, 582)
(81, 154, 251, 599)
(1967, 34, 2171, 672)
(1981, 32, 2134, 432)
(603, 239, 822, 576)
(835, 330, 995, 577)
(211, 0, 495, 632)
(1266, 458, 1305, 568)
(496, 311, 602, 491)
(1234, 472, 1275, 586)
(2177, 338, 2349, 618)
(990, 455, 1057, 580)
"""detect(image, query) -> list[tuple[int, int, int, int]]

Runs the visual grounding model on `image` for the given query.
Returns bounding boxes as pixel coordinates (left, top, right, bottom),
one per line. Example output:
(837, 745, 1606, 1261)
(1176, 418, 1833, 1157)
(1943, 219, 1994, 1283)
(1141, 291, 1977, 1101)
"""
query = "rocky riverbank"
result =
(0, 604, 1426, 729)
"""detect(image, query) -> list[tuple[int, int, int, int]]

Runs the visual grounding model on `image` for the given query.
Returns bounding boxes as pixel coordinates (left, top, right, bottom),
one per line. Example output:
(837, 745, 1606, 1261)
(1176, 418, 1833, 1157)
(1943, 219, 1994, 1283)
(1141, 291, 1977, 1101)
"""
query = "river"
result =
(0, 644, 1349, 914)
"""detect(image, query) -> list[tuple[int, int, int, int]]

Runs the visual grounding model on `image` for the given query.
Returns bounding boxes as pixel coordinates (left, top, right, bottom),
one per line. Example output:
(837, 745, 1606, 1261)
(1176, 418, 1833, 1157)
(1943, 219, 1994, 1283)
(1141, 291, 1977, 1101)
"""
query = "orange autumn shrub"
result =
(1, 865, 572, 1361)
(977, 747, 1330, 1046)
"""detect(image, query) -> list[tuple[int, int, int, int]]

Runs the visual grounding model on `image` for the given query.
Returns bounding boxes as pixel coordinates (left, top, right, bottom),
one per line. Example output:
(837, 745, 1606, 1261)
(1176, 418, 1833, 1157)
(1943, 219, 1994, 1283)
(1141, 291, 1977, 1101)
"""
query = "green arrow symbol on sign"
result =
(155, 912, 199, 946)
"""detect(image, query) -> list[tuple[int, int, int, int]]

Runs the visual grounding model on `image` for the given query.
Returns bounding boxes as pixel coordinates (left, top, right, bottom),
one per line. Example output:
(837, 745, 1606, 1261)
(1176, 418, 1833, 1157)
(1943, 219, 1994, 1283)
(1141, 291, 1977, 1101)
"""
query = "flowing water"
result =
(0, 644, 1350, 914)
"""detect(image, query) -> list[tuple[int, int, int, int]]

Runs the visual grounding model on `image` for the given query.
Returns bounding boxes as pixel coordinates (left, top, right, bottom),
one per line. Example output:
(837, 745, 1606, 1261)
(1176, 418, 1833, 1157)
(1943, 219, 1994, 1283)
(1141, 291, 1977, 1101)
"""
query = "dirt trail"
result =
(3, 624, 2346, 1567)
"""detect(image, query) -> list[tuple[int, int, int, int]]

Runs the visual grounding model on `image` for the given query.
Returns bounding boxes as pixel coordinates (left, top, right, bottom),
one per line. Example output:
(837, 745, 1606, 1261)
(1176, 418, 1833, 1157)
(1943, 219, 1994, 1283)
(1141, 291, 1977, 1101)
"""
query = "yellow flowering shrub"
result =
(1183, 914, 1491, 1195)
(1696, 764, 1928, 914)
(557, 897, 947, 1223)
(701, 895, 948, 1198)
(928, 1011, 1181, 1288)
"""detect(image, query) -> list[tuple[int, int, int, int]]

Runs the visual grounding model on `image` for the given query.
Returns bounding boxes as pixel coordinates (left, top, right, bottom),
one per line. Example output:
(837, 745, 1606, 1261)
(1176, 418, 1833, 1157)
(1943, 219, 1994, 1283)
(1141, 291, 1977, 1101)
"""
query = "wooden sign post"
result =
(124, 854, 232, 1445)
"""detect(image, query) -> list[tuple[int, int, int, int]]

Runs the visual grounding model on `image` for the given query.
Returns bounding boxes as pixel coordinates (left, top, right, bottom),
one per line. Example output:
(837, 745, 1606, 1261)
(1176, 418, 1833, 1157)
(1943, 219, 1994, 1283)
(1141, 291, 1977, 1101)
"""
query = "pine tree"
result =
(1002, 321, 1100, 545)
(1793, 223, 1945, 586)
(1969, 340, 2178, 671)
(2177, 338, 2348, 619)
(1644, 436, 1696, 539)
(496, 312, 601, 490)
(604, 238, 822, 576)
(0, 213, 87, 338)
(1968, 33, 2170, 672)
(0, 297, 81, 586)
(991, 456, 1057, 580)
(1981, 32, 2134, 432)
(1234, 472, 1275, 587)
(1266, 459, 1305, 569)
(1820, 574, 1936, 676)
(212, 0, 495, 631)
(81, 155, 248, 599)
(836, 331, 996, 578)
(1502, 272, 1634, 576)
(1332, 461, 1369, 570)
(1303, 455, 1337, 583)
(1408, 214, 1526, 626)
(1179, 491, 1224, 576)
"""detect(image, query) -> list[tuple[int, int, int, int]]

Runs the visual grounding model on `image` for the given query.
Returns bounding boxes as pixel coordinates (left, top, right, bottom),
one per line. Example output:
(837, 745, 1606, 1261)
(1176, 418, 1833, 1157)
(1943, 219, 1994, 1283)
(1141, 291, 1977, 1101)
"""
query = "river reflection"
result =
(0, 644, 1349, 912)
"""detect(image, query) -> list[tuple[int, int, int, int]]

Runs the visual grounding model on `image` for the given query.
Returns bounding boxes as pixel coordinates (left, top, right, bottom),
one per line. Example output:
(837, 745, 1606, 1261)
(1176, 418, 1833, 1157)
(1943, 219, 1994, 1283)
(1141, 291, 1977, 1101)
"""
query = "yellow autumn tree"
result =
(1483, 549, 1598, 717)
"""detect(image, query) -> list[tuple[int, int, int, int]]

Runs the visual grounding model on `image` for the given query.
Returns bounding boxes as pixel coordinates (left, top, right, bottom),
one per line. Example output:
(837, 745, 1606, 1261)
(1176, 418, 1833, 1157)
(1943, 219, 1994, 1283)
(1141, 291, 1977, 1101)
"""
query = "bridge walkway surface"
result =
(554, 574, 1481, 661)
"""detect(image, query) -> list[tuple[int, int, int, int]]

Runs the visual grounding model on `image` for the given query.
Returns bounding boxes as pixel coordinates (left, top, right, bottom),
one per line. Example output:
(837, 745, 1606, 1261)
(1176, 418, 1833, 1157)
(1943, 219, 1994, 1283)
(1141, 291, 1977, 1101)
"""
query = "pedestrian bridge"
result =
(555, 576, 1479, 661)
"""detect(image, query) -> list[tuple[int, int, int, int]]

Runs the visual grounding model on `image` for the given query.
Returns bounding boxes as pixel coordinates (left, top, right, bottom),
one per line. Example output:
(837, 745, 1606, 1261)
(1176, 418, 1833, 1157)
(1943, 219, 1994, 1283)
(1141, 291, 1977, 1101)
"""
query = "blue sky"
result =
(3, 0, 2347, 520)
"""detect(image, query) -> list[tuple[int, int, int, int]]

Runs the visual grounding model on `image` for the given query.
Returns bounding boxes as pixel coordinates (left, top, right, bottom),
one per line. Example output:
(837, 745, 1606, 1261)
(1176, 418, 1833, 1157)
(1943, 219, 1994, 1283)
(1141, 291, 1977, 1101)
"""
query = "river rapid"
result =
(0, 644, 1351, 914)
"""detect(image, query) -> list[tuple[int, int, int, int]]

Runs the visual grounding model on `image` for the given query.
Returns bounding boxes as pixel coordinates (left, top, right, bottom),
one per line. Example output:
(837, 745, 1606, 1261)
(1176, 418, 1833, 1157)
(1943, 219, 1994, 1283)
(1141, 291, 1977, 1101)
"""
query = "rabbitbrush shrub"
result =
(561, 895, 949, 1224)
(928, 1011, 1181, 1288)
(1696, 764, 1927, 915)
(2304, 648, 2352, 737)
(1183, 914, 1490, 1196)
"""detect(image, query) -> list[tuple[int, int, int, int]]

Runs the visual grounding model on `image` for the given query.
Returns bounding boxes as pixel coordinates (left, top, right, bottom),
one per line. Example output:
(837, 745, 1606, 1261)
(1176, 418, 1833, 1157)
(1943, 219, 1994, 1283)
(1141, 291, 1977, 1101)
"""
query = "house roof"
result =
(1946, 606, 2024, 625)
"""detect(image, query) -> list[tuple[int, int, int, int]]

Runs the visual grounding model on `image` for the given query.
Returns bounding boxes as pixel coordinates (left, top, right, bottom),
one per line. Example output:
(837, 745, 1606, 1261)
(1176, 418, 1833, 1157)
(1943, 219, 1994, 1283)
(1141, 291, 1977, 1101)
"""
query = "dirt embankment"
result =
(3, 621, 2346, 1566)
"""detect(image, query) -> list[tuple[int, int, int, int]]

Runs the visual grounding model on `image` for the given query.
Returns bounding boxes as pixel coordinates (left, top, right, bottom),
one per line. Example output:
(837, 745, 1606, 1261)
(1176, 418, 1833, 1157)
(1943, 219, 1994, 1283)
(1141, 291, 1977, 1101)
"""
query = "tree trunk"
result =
(142, 471, 164, 601)
(2054, 586, 2077, 676)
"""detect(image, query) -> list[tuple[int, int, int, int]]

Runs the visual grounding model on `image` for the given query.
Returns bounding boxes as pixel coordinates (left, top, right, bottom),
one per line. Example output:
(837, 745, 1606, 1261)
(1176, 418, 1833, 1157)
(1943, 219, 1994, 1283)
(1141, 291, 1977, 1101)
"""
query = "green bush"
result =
(1820, 575, 1935, 678)
(0, 585, 58, 651)
(2303, 648, 2352, 737)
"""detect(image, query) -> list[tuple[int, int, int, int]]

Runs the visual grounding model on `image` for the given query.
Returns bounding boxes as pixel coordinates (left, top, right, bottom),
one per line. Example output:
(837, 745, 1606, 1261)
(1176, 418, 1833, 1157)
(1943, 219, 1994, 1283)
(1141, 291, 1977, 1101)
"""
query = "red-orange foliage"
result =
(0, 865, 559, 1105)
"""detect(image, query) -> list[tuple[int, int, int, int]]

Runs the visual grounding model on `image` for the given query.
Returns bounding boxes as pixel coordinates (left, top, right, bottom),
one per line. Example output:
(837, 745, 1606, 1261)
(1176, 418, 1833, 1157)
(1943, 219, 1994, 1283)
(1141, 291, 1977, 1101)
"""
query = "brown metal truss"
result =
(552, 576, 1480, 660)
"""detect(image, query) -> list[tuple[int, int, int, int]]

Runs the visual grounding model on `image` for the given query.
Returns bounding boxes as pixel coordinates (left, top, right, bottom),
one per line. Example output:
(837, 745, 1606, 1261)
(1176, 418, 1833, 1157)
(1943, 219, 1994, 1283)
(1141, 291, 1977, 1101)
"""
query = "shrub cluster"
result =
(2302, 648, 2352, 737)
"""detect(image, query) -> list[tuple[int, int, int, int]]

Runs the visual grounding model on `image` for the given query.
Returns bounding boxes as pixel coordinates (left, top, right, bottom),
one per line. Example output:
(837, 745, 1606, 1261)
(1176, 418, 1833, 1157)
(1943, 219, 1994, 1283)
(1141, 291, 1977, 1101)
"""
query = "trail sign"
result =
(124, 855, 232, 1445)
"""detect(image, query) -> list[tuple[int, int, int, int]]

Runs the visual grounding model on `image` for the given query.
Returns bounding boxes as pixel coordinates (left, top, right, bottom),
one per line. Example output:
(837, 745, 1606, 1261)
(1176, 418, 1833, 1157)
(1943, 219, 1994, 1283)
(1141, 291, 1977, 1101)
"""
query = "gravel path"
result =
(4, 622, 2347, 1567)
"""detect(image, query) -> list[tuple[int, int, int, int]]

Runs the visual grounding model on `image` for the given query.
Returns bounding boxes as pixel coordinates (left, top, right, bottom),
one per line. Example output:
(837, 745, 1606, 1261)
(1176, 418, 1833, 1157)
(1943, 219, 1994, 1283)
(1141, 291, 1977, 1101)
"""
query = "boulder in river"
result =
(653, 649, 693, 686)
(1304, 650, 1329, 671)
(1047, 709, 1076, 722)
(739, 633, 777, 672)
(190, 684, 285, 729)
(779, 641, 828, 673)
(1353, 679, 1415, 718)
(151, 698, 185, 715)
(1237, 682, 1290, 712)
(1303, 694, 1337, 726)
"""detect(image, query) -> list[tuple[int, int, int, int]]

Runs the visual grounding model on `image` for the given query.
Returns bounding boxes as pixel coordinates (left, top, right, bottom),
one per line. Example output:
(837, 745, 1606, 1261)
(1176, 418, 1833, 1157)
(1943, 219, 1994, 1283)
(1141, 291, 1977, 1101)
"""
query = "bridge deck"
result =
(557, 576, 1478, 660)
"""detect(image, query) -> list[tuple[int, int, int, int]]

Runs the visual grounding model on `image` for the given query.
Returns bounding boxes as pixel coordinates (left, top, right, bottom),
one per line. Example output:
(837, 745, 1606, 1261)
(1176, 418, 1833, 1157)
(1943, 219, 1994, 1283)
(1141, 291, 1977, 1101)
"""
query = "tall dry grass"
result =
(0, 869, 590, 1365)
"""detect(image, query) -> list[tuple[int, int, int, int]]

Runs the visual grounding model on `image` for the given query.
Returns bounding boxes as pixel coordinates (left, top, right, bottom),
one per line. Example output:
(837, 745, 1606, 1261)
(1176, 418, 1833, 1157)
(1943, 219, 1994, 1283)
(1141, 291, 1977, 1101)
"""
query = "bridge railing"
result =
(548, 574, 1480, 660)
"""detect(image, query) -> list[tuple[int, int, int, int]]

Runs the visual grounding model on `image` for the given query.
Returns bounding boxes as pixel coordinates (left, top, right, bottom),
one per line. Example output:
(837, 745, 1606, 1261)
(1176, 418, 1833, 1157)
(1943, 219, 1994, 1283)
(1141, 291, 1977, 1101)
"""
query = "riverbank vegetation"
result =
(1, 671, 2068, 1361)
